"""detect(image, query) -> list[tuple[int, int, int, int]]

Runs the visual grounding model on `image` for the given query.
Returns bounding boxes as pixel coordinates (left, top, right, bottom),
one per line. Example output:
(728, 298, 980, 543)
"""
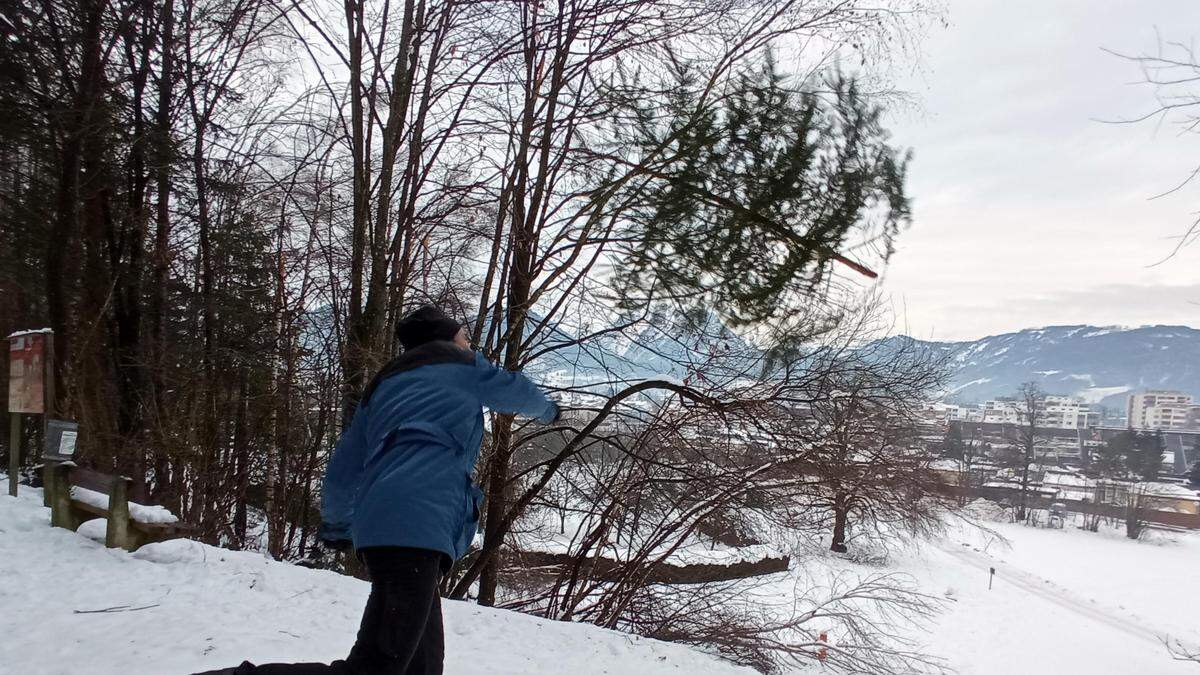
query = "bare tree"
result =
(1005, 382, 1044, 522)
(448, 3, 934, 602)
(1104, 34, 1200, 259)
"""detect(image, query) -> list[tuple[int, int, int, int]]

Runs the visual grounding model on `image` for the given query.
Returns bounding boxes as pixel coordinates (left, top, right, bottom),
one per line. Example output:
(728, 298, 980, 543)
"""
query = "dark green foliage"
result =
(615, 56, 909, 335)
(1128, 430, 1165, 481)
(1096, 429, 1164, 481)
(941, 424, 964, 460)
(1093, 430, 1131, 477)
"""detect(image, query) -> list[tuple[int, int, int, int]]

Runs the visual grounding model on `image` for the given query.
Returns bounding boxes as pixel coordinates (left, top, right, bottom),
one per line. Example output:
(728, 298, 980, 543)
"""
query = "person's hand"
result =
(540, 401, 562, 425)
(319, 522, 353, 551)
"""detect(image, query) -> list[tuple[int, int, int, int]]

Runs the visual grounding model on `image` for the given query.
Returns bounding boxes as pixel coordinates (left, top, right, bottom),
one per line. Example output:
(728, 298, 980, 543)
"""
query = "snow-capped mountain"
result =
(521, 308, 756, 387)
(887, 325, 1200, 408)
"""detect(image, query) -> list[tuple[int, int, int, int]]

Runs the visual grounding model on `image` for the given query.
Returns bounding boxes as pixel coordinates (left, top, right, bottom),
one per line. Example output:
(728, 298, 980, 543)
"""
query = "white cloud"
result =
(878, 0, 1200, 340)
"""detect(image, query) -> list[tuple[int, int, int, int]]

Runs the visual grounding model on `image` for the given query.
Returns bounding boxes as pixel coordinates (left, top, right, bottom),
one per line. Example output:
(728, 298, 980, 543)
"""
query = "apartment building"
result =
(978, 395, 1095, 429)
(1126, 390, 1200, 431)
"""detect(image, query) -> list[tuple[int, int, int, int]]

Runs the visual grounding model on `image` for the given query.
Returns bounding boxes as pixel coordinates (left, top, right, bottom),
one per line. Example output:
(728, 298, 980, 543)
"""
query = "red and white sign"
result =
(8, 330, 49, 414)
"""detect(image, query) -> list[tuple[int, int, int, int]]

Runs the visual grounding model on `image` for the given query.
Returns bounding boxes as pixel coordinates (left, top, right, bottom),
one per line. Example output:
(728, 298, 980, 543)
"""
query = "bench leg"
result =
(43, 462, 56, 508)
(106, 477, 133, 550)
(49, 464, 77, 530)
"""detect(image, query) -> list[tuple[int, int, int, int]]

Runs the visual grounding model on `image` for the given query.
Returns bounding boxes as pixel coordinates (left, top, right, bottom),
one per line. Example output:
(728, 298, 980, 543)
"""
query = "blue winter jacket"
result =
(320, 341, 557, 564)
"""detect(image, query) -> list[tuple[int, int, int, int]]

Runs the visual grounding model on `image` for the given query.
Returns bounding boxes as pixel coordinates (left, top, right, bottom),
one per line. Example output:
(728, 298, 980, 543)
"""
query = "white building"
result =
(1126, 390, 1200, 431)
(981, 399, 1021, 425)
(1042, 395, 1098, 430)
(979, 395, 1095, 430)
(944, 404, 982, 422)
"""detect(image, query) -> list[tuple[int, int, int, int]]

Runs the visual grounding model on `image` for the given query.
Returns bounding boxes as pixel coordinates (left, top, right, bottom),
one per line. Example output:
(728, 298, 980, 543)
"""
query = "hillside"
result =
(0, 487, 751, 675)
(884, 325, 1200, 407)
(4, 485, 1199, 674)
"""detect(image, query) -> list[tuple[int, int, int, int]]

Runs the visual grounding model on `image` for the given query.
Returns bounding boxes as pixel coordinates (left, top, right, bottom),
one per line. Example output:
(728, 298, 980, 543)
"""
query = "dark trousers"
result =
(205, 547, 446, 675)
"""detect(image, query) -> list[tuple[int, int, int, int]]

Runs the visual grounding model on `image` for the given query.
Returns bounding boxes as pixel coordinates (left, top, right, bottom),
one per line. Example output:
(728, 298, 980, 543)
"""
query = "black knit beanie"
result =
(395, 305, 462, 350)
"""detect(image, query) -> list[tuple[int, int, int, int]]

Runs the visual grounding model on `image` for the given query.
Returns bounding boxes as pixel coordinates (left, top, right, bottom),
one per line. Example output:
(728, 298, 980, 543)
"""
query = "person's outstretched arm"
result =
(319, 405, 368, 546)
(472, 352, 558, 423)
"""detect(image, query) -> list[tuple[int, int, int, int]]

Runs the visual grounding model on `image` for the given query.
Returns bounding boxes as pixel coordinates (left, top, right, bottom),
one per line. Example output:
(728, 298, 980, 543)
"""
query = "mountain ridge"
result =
(883, 324, 1200, 408)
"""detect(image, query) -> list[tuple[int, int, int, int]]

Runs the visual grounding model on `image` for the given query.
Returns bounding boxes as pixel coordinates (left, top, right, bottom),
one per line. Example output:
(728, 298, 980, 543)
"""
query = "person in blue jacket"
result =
(196, 305, 558, 675)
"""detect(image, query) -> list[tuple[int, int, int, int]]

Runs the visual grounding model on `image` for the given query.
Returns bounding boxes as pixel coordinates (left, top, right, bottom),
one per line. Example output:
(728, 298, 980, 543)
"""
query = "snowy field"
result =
(2, 484, 1198, 675)
(897, 518, 1200, 675)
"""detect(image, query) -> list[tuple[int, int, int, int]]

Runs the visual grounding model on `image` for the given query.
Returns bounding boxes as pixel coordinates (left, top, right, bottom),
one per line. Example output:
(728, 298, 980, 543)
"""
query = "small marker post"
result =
(989, 567, 995, 590)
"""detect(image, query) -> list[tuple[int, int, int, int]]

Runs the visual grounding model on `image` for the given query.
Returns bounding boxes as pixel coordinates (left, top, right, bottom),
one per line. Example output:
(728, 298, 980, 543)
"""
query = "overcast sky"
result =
(877, 0, 1200, 341)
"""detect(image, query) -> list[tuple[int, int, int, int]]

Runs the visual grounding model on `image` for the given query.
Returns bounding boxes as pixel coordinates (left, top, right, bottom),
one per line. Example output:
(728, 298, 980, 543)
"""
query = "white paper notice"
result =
(59, 431, 77, 457)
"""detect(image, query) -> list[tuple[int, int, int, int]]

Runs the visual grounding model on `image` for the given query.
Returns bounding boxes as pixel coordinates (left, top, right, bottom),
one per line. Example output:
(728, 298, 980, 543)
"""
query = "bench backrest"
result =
(69, 466, 129, 495)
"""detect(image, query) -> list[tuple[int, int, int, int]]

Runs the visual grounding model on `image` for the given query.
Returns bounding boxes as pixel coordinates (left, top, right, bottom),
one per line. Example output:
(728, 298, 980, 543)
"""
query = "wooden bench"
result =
(44, 463, 192, 551)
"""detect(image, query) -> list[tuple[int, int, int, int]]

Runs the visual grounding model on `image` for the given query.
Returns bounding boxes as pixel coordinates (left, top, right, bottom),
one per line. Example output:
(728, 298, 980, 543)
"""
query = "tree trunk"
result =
(232, 370, 249, 549)
(830, 500, 849, 553)
(477, 417, 512, 606)
(148, 0, 176, 504)
(1017, 458, 1031, 521)
(340, 0, 370, 427)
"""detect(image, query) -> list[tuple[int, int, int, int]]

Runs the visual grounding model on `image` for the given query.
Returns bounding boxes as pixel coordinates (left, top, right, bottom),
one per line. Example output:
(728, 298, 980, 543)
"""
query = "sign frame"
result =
(43, 419, 80, 462)
(8, 330, 51, 414)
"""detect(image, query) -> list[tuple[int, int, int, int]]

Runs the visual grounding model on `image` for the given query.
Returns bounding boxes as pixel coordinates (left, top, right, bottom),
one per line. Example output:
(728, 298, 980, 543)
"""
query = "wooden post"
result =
(42, 332, 55, 421)
(41, 333, 56, 506)
(43, 462, 55, 507)
(49, 464, 76, 530)
(7, 413, 18, 497)
(106, 476, 132, 550)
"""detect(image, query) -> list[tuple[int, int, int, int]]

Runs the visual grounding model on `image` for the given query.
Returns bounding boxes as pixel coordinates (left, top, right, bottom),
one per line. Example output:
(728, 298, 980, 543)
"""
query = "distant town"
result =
(933, 389, 1200, 432)
(922, 389, 1200, 531)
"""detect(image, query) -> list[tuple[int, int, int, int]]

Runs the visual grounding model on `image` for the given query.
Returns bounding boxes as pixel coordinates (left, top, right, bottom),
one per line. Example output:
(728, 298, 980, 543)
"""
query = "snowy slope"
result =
(880, 325, 1200, 406)
(0, 487, 752, 675)
(5, 483, 1199, 675)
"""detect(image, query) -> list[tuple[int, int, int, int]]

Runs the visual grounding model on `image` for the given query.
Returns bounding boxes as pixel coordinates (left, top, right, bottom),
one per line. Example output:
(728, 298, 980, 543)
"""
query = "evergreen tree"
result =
(1093, 430, 1131, 477)
(615, 56, 909, 342)
(941, 424, 965, 460)
(1127, 431, 1165, 481)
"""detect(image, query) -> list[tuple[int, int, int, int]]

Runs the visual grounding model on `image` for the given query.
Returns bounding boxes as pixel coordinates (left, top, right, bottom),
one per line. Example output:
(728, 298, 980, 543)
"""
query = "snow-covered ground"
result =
(3, 483, 1198, 675)
(0, 486, 751, 675)
(910, 516, 1200, 675)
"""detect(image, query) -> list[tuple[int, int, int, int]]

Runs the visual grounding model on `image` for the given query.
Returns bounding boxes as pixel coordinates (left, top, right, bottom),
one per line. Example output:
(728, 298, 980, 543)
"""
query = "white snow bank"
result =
(6, 327, 53, 339)
(70, 485, 180, 523)
(0, 487, 750, 675)
(77, 517, 107, 542)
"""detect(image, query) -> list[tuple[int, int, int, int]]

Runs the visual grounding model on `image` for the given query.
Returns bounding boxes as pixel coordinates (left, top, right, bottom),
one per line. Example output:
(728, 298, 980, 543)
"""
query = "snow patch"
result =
(947, 377, 993, 395)
(76, 518, 107, 542)
(70, 486, 180, 524)
(1076, 386, 1132, 404)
